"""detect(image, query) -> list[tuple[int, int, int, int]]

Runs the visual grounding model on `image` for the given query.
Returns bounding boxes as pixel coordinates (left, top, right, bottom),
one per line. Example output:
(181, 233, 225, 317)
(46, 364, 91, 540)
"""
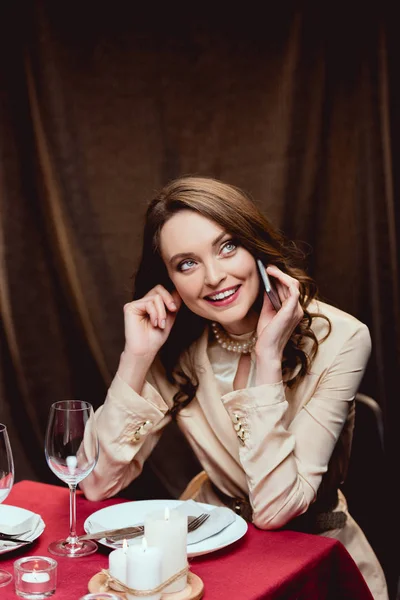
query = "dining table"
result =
(1, 480, 373, 599)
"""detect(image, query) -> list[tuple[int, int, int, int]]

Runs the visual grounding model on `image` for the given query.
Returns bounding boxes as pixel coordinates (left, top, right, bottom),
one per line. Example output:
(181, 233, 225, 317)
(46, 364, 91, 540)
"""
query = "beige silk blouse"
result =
(80, 300, 388, 599)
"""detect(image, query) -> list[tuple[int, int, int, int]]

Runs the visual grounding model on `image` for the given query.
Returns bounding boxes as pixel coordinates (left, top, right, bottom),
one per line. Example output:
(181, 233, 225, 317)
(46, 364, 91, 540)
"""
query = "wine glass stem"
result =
(67, 483, 78, 543)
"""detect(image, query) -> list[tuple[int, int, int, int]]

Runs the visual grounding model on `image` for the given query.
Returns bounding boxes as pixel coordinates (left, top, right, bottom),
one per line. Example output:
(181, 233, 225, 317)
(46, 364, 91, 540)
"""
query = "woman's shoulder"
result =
(309, 299, 368, 328)
(308, 299, 371, 350)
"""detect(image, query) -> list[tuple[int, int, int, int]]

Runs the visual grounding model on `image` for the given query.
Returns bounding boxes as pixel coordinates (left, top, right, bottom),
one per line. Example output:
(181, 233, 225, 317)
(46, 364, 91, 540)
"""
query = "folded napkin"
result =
(175, 500, 236, 545)
(0, 510, 43, 547)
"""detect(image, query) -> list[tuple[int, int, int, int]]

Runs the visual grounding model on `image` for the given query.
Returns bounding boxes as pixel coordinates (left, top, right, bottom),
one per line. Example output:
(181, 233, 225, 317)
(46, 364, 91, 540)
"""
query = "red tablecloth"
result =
(1, 481, 373, 599)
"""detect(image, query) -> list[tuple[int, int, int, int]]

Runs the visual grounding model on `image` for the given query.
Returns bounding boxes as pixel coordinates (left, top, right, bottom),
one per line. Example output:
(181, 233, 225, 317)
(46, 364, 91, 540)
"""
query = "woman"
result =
(81, 176, 388, 599)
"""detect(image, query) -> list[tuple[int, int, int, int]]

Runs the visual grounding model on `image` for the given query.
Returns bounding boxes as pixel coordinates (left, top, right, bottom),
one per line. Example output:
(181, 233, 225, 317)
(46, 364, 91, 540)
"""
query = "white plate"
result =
(84, 499, 247, 557)
(0, 505, 45, 554)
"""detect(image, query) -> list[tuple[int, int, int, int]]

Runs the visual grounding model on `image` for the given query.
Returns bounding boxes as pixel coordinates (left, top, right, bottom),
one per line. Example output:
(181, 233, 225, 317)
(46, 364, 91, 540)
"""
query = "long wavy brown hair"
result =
(134, 176, 331, 415)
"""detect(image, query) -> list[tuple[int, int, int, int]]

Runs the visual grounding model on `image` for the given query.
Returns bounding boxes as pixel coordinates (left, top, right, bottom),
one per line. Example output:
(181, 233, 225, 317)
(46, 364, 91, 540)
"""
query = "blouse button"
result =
(132, 420, 153, 443)
(231, 412, 247, 445)
(133, 430, 141, 442)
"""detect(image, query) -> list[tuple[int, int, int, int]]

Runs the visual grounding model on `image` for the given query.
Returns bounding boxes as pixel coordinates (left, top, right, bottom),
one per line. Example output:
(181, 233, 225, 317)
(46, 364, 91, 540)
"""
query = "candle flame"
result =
(164, 507, 170, 521)
(122, 539, 128, 552)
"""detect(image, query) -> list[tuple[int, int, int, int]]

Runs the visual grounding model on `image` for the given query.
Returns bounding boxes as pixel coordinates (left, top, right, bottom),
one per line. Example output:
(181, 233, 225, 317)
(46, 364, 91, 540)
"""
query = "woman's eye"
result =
(178, 259, 196, 272)
(221, 240, 237, 255)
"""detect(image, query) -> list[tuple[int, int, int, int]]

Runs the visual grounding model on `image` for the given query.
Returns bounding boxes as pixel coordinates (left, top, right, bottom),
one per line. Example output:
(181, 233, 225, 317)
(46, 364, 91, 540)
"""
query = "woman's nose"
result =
(204, 260, 226, 287)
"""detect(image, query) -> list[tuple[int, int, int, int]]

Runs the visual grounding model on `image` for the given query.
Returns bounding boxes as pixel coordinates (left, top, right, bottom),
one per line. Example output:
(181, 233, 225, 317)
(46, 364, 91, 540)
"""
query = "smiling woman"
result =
(79, 176, 388, 600)
(160, 211, 260, 334)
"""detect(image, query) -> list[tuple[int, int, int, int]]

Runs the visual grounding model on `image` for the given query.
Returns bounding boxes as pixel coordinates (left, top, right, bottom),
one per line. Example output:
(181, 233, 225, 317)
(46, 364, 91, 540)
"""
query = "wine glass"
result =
(0, 423, 15, 587)
(45, 400, 99, 557)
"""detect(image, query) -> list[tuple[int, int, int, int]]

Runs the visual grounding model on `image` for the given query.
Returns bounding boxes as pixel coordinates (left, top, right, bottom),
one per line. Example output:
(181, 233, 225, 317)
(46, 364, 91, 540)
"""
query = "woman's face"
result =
(159, 210, 260, 334)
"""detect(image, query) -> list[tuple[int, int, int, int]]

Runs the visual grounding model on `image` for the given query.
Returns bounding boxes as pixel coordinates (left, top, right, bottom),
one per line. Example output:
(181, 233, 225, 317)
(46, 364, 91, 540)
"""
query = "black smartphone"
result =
(256, 259, 282, 312)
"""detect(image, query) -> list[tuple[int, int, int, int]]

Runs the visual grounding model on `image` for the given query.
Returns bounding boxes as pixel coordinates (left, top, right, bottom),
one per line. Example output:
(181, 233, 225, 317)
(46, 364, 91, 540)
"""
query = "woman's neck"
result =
(222, 309, 258, 336)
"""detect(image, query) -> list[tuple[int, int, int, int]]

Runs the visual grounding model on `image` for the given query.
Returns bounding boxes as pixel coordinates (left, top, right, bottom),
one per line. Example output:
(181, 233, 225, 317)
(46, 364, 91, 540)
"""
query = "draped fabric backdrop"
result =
(1, 2, 399, 595)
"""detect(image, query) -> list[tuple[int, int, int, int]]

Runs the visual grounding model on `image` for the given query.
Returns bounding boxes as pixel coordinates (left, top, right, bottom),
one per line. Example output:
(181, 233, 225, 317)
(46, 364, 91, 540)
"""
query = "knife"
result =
(78, 525, 143, 542)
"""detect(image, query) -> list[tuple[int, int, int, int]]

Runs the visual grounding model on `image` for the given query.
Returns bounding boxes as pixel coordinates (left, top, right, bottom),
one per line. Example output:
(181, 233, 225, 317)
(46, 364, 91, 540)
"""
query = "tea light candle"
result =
(109, 539, 129, 584)
(22, 571, 50, 583)
(14, 556, 57, 599)
(126, 538, 163, 600)
(144, 507, 187, 593)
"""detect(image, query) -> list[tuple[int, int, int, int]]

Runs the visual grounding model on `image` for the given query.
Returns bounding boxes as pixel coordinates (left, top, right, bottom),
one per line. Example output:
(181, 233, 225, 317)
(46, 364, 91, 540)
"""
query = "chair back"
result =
(341, 393, 389, 589)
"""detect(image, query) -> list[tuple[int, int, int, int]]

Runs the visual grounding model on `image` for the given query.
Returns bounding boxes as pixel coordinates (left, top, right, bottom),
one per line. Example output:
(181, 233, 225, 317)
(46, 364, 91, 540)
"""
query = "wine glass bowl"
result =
(0, 423, 15, 586)
(45, 400, 99, 557)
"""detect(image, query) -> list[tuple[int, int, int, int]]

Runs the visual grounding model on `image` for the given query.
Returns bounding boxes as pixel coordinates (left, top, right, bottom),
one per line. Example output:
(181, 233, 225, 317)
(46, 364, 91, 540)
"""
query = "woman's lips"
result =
(204, 285, 241, 307)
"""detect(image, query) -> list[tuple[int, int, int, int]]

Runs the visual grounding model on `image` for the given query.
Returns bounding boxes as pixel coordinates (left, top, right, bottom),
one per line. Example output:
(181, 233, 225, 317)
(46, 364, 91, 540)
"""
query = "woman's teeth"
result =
(207, 287, 238, 302)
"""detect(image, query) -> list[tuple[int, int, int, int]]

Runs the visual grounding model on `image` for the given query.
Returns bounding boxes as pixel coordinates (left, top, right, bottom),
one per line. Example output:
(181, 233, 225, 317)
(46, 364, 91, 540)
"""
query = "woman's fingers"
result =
(124, 298, 156, 327)
(267, 266, 300, 301)
(265, 266, 303, 322)
(280, 283, 303, 326)
(124, 286, 181, 330)
(170, 289, 182, 311)
(152, 293, 167, 328)
(127, 298, 161, 328)
(144, 299, 160, 327)
(144, 285, 178, 312)
(275, 280, 288, 301)
(267, 265, 299, 289)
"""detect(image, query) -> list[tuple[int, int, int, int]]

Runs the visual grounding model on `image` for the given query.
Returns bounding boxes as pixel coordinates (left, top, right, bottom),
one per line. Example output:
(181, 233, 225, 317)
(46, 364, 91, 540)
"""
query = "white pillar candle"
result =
(126, 538, 163, 600)
(109, 540, 129, 585)
(144, 507, 187, 593)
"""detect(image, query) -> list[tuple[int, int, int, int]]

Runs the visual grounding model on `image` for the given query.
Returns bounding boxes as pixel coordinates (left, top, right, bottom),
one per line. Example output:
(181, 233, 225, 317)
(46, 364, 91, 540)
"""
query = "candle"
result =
(126, 538, 163, 600)
(144, 507, 187, 593)
(109, 539, 129, 585)
(14, 556, 57, 599)
(22, 571, 50, 583)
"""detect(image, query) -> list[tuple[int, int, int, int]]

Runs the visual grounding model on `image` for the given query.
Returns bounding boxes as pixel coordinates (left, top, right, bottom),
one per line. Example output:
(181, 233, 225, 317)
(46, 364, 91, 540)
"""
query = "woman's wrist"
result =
(254, 352, 282, 385)
(117, 350, 153, 393)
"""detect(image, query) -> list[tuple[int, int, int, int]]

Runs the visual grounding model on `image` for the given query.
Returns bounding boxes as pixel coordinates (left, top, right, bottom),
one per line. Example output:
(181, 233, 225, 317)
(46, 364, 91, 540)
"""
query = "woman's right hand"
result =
(122, 285, 182, 361)
(117, 286, 181, 392)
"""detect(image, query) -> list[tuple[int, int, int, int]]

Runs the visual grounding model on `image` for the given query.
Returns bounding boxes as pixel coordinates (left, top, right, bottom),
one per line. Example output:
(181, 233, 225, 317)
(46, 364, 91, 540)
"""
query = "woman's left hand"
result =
(255, 265, 304, 365)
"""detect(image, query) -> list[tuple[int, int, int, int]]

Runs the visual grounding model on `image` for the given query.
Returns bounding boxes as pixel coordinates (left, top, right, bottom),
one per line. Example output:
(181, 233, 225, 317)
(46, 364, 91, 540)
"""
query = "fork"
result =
(0, 531, 32, 544)
(108, 512, 210, 543)
(0, 530, 29, 538)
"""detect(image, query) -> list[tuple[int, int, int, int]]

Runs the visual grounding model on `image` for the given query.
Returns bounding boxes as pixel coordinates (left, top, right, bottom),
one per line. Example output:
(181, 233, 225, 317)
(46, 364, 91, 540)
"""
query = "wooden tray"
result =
(88, 570, 204, 600)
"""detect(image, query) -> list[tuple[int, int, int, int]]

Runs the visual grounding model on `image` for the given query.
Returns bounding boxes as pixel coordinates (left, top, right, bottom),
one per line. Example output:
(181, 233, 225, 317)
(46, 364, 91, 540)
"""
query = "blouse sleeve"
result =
(79, 369, 171, 501)
(221, 323, 372, 529)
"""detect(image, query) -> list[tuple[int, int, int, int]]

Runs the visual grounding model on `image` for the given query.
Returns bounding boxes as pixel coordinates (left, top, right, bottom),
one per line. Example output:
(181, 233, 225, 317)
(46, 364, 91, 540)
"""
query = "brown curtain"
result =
(1, 1, 398, 594)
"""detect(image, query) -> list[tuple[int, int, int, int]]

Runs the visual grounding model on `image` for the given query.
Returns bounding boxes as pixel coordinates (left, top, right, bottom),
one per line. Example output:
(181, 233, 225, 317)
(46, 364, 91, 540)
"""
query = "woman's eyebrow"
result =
(168, 231, 228, 265)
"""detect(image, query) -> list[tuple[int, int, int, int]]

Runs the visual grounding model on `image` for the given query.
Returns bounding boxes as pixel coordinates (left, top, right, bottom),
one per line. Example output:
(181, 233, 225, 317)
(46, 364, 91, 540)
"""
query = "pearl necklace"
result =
(211, 322, 257, 354)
